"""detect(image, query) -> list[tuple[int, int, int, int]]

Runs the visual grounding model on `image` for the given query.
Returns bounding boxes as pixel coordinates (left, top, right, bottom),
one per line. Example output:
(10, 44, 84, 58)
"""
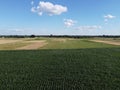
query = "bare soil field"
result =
(0, 39, 22, 44)
(16, 40, 47, 50)
(90, 40, 120, 45)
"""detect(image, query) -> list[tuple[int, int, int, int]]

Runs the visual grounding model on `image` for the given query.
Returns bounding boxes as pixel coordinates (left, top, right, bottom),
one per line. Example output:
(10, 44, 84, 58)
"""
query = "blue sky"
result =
(0, 0, 120, 35)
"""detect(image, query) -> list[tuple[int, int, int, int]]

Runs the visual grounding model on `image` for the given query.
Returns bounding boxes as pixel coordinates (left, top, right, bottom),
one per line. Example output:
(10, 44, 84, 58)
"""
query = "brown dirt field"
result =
(0, 39, 22, 44)
(90, 40, 120, 45)
(16, 40, 47, 50)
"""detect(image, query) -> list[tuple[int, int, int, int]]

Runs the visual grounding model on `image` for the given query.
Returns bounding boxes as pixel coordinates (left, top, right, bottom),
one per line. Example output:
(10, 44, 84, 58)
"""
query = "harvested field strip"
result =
(0, 38, 119, 50)
(17, 40, 47, 50)
(0, 39, 22, 44)
(0, 42, 31, 50)
(90, 40, 120, 45)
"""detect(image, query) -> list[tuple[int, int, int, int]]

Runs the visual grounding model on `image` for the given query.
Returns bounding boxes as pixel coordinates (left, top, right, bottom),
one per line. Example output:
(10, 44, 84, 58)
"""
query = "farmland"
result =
(0, 37, 119, 50)
(0, 37, 120, 89)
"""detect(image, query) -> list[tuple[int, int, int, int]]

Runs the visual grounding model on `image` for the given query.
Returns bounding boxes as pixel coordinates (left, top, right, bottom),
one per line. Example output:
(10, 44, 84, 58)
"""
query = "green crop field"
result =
(0, 38, 120, 90)
(41, 38, 118, 49)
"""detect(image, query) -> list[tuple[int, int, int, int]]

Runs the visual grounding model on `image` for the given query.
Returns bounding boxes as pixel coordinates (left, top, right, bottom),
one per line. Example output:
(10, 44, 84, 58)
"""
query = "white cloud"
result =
(31, 1, 34, 5)
(31, 1, 67, 16)
(76, 25, 102, 30)
(31, 7, 36, 12)
(104, 14, 116, 23)
(104, 14, 116, 19)
(64, 19, 76, 27)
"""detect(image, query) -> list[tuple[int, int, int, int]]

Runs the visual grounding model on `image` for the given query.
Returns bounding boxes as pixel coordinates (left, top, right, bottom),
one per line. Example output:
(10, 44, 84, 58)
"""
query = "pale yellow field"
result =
(90, 38, 120, 45)
(0, 37, 119, 50)
(17, 40, 47, 50)
(0, 38, 47, 50)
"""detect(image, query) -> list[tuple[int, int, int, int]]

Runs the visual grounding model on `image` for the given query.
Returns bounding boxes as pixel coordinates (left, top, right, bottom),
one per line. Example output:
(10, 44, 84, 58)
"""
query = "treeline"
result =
(0, 35, 120, 38)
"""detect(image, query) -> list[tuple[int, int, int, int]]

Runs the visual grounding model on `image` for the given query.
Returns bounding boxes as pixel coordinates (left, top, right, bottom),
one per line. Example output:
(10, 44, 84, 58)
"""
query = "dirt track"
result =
(90, 40, 120, 45)
(17, 40, 47, 50)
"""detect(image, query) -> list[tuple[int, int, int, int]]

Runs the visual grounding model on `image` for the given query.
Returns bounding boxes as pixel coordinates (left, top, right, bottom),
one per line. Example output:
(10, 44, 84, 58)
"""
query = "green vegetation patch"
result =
(0, 48, 120, 89)
(41, 38, 118, 49)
